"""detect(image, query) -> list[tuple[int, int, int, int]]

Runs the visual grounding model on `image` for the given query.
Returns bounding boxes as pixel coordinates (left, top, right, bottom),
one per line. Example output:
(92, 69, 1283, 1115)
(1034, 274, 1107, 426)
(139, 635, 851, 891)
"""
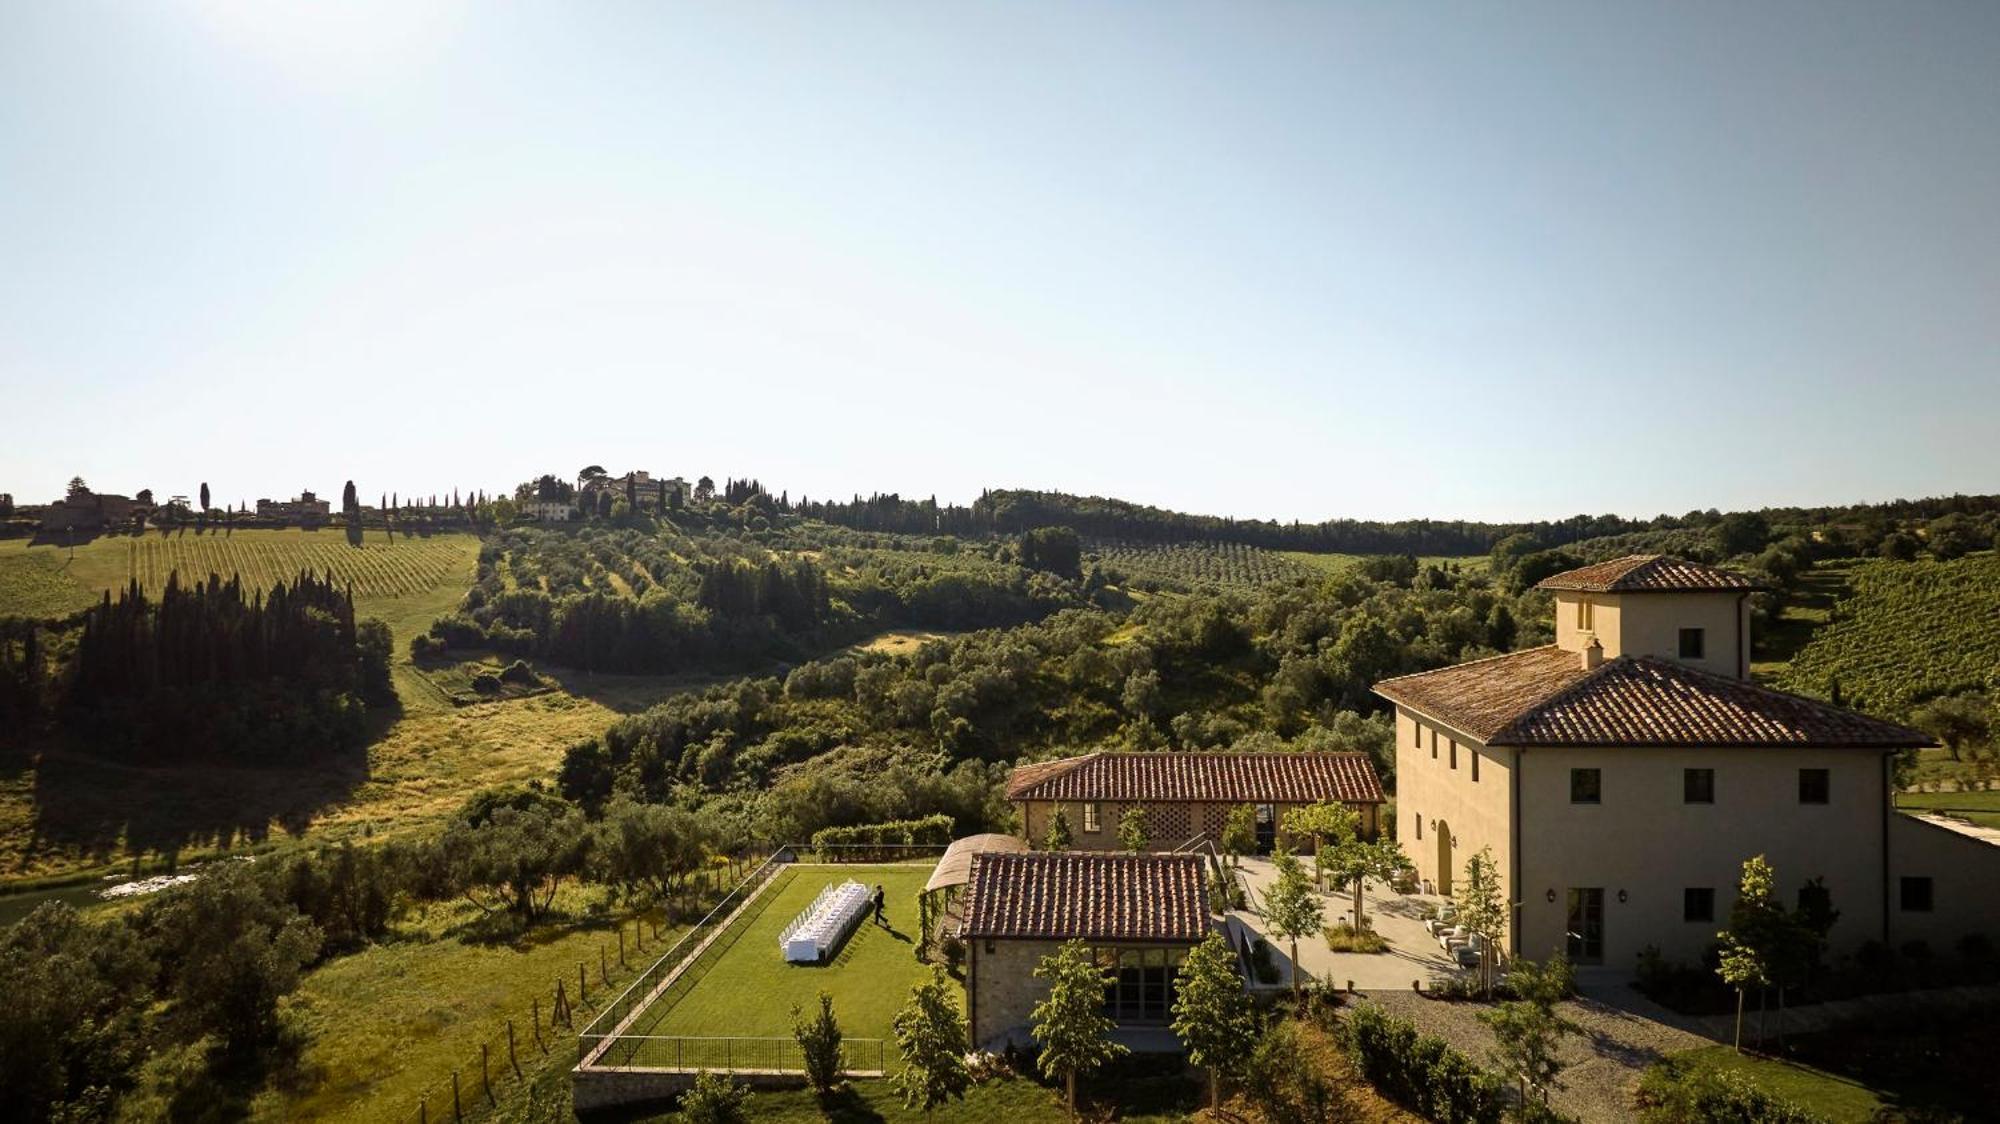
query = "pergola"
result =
(921, 834, 1030, 946)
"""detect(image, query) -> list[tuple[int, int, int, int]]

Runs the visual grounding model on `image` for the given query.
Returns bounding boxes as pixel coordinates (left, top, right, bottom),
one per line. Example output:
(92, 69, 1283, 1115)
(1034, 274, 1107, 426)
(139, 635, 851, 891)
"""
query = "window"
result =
(1471, 751, 1480, 783)
(1082, 803, 1101, 833)
(1684, 768, 1715, 804)
(1430, 729, 1438, 759)
(1570, 768, 1602, 804)
(1096, 946, 1186, 1023)
(1575, 598, 1593, 631)
(1684, 887, 1715, 922)
(1900, 876, 1934, 912)
(1679, 628, 1705, 660)
(1799, 768, 1830, 805)
(1415, 814, 1422, 840)
(1449, 741, 1458, 770)
(1412, 720, 1421, 748)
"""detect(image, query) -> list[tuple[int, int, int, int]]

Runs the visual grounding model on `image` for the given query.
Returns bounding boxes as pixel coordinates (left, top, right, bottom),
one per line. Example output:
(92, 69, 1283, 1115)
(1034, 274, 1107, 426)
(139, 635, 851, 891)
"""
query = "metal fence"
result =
(581, 1035, 887, 1075)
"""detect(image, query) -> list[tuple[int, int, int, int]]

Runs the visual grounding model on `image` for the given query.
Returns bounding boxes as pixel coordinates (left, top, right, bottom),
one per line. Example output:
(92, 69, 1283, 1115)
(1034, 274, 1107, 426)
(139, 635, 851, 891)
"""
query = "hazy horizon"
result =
(4, 2, 1996, 522)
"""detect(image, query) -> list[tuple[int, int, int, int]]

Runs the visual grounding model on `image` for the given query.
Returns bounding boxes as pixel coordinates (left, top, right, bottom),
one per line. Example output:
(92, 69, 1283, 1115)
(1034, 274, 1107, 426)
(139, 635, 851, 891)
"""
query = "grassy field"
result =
(843, 628, 956, 659)
(1279, 551, 1489, 576)
(1665, 1045, 1887, 1121)
(1895, 788, 2000, 827)
(631, 865, 935, 1042)
(249, 885, 703, 1124)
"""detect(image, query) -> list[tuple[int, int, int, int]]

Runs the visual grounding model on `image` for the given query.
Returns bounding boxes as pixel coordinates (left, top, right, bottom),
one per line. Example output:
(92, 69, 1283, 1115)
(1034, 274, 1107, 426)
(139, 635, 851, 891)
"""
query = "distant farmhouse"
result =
(1009, 751, 1385, 852)
(256, 490, 331, 522)
(41, 486, 140, 531)
(1376, 554, 2000, 967)
(527, 500, 574, 522)
(580, 470, 687, 513)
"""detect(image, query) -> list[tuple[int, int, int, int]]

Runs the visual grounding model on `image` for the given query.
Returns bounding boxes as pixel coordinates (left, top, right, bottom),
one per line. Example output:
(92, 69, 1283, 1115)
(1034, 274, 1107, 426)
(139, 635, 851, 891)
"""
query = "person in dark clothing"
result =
(872, 885, 887, 926)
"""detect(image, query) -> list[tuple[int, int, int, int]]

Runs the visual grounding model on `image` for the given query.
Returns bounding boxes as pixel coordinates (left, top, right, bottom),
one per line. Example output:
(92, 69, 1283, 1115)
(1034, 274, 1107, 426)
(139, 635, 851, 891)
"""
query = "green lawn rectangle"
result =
(1896, 789, 2000, 828)
(627, 865, 941, 1044)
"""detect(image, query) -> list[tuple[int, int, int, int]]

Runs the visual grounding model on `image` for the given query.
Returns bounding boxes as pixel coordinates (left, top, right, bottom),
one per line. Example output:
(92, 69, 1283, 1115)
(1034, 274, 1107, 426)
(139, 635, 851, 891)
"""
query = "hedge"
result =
(809, 814, 955, 853)
(1342, 1004, 1506, 1124)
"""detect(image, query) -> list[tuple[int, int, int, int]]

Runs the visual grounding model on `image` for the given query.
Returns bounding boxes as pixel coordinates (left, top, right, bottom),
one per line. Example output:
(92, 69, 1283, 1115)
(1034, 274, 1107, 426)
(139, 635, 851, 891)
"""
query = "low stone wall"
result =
(572, 1067, 805, 1113)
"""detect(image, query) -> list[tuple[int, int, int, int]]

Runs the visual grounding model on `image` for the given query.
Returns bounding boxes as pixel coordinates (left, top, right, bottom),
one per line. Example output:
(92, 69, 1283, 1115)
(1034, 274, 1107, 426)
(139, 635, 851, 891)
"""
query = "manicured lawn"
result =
(1668, 1045, 1887, 1122)
(1896, 788, 2000, 828)
(632, 865, 937, 1043)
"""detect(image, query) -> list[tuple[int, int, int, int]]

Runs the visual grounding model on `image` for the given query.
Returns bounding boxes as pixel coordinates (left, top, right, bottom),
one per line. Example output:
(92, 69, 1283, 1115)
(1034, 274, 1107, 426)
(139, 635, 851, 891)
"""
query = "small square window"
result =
(1684, 768, 1715, 804)
(1799, 769, 1830, 805)
(1570, 768, 1602, 805)
(1683, 887, 1715, 922)
(1679, 628, 1705, 660)
(1900, 876, 1933, 912)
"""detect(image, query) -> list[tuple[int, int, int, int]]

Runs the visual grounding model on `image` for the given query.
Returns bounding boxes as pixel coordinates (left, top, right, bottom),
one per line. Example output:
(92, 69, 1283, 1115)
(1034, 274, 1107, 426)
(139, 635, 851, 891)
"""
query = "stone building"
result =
(1008, 751, 1386, 853)
(959, 851, 1211, 1050)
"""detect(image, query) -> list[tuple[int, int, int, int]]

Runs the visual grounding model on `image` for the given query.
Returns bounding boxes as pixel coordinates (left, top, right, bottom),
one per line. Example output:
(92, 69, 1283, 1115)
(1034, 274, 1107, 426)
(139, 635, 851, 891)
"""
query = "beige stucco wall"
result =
(1393, 708, 1516, 935)
(1552, 590, 1750, 678)
(1886, 813, 2000, 949)
(1016, 799, 1378, 853)
(1513, 745, 1891, 967)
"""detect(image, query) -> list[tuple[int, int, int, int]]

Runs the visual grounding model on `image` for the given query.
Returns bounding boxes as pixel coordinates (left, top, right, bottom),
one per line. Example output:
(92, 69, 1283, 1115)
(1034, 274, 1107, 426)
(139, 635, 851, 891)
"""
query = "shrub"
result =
(471, 672, 502, 695)
(499, 659, 538, 685)
(791, 993, 844, 1094)
(1249, 938, 1281, 985)
(1341, 1004, 1505, 1123)
(1241, 1020, 1337, 1124)
(1324, 923, 1388, 954)
(810, 814, 955, 854)
(1635, 1056, 1828, 1123)
(680, 1070, 748, 1124)
(408, 633, 448, 661)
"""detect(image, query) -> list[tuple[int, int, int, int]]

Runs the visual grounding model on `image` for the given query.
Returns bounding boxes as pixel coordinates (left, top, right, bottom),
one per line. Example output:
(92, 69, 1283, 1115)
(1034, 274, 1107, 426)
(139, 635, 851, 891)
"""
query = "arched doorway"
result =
(1435, 820, 1453, 896)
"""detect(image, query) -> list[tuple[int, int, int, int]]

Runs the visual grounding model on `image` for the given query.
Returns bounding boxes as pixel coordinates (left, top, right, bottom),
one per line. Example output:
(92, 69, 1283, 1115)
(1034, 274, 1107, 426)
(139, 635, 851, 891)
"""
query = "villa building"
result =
(1373, 554, 2000, 970)
(959, 851, 1210, 1050)
(1007, 751, 1385, 853)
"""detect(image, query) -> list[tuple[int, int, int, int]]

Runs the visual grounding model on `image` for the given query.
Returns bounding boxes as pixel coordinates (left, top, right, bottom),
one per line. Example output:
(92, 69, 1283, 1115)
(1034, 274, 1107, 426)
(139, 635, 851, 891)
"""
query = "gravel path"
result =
(1362, 988, 1713, 1123)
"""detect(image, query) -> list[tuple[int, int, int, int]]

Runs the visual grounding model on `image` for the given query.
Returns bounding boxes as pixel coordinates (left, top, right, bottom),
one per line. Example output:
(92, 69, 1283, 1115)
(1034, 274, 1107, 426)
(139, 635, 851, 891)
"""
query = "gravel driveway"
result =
(1361, 986, 1713, 1123)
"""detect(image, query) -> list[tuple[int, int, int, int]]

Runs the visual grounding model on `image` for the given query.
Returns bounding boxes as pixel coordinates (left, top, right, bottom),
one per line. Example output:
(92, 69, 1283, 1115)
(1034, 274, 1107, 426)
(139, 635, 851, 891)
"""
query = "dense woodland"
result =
(0, 572, 393, 763)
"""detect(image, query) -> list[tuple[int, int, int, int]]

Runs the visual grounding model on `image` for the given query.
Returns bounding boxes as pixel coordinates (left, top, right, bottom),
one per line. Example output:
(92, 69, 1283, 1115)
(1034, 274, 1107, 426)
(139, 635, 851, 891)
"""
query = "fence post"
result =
(481, 1043, 493, 1106)
(451, 1071, 462, 1123)
(420, 1097, 427, 1124)
(508, 1020, 521, 1080)
(533, 998, 546, 1053)
(618, 927, 626, 968)
(579, 962, 587, 1005)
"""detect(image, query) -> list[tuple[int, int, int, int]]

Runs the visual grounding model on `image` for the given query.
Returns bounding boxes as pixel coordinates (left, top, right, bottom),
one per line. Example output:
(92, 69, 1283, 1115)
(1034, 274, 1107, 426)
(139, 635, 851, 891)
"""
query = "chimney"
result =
(1581, 637, 1604, 671)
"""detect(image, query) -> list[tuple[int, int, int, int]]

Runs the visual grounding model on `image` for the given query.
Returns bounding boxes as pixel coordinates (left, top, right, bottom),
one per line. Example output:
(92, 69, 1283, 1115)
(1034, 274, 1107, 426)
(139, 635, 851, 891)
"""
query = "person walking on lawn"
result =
(873, 884, 887, 926)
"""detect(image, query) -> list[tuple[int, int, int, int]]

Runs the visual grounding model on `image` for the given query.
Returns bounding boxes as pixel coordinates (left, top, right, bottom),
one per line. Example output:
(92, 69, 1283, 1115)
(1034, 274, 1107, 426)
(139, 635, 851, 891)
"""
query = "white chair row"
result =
(779, 880, 871, 962)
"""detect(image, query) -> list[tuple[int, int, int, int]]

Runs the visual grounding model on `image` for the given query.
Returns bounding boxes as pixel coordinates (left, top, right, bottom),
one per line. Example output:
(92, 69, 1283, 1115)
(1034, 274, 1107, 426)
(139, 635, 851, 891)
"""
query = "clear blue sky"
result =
(2, 2, 1995, 522)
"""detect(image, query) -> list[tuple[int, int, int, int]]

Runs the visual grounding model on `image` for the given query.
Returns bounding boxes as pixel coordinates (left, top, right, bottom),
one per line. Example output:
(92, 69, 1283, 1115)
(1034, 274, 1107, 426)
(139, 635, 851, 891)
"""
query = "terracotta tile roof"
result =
(1005, 752, 1386, 805)
(960, 852, 1211, 942)
(1374, 646, 1931, 749)
(1536, 554, 1764, 593)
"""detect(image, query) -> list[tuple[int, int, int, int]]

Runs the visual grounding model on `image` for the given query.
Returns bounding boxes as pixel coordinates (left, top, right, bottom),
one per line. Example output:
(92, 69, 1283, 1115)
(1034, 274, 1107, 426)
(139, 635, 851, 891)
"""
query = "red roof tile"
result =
(1374, 646, 1930, 749)
(1006, 752, 1385, 805)
(1536, 555, 1764, 593)
(960, 852, 1211, 942)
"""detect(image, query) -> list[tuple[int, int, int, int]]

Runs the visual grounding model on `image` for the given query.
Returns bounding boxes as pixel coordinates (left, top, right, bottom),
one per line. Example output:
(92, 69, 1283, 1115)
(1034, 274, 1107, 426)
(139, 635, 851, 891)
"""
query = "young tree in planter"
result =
(1117, 805, 1150, 853)
(1453, 846, 1506, 997)
(892, 968, 971, 1110)
(1479, 953, 1578, 1107)
(1221, 803, 1257, 866)
(1044, 805, 1073, 851)
(1032, 940, 1128, 1115)
(1260, 845, 1325, 997)
(1170, 931, 1257, 1110)
(791, 992, 844, 1094)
